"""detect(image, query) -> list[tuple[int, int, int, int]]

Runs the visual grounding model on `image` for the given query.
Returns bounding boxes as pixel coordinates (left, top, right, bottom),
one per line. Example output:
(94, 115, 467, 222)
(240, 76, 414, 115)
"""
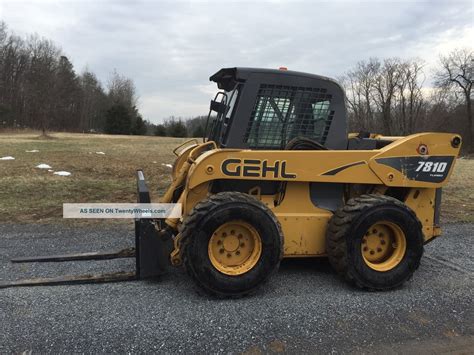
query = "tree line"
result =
(0, 21, 145, 135)
(1, 21, 471, 150)
(151, 116, 207, 138)
(340, 49, 472, 151)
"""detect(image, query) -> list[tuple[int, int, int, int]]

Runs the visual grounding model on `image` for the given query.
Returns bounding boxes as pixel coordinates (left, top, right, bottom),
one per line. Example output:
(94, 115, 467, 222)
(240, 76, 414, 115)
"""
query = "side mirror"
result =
(210, 100, 226, 114)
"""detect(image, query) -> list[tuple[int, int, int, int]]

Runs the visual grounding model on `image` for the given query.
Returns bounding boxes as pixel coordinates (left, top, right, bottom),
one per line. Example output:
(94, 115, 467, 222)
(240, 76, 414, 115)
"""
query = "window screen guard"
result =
(244, 84, 335, 149)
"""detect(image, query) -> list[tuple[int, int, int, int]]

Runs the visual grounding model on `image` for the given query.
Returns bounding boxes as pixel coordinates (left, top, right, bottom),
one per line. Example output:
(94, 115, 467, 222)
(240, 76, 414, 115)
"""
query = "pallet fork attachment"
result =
(0, 170, 174, 289)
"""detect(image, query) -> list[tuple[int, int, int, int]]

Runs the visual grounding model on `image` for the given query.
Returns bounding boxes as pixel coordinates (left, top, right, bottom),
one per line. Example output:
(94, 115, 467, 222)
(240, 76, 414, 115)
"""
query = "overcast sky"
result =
(1, 0, 472, 123)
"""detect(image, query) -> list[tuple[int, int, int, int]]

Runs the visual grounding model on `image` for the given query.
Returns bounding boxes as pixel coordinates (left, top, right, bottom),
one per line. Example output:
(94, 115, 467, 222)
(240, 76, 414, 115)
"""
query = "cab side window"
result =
(244, 84, 334, 149)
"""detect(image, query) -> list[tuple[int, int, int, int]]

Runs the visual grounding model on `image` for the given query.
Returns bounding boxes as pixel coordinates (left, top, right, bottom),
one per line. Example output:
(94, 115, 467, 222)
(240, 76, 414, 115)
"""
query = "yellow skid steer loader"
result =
(2, 68, 462, 298)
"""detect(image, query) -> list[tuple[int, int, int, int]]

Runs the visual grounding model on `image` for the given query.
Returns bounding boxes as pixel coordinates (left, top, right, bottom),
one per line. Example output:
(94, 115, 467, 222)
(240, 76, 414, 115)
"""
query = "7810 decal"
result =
(415, 161, 447, 173)
(375, 156, 454, 183)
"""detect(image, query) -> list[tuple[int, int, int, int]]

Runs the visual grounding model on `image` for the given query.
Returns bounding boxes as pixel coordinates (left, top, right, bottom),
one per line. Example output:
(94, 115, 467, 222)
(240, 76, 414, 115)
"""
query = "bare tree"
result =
(394, 59, 425, 135)
(425, 86, 463, 132)
(356, 59, 379, 130)
(339, 58, 381, 132)
(342, 57, 425, 136)
(0, 32, 29, 127)
(372, 58, 405, 135)
(338, 73, 363, 131)
(79, 70, 107, 131)
(107, 69, 137, 109)
(434, 48, 473, 150)
(0, 21, 7, 44)
(24, 35, 61, 134)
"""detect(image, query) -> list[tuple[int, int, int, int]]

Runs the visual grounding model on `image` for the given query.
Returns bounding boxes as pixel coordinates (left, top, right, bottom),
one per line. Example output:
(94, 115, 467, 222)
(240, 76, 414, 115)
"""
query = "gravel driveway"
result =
(1, 223, 473, 353)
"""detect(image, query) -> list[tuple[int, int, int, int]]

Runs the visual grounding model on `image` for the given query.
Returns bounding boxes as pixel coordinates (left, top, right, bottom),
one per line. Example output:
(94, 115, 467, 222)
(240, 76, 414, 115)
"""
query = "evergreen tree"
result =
(192, 124, 205, 137)
(54, 56, 81, 131)
(154, 124, 167, 136)
(186, 115, 208, 137)
(132, 114, 147, 135)
(104, 104, 132, 134)
(167, 120, 187, 137)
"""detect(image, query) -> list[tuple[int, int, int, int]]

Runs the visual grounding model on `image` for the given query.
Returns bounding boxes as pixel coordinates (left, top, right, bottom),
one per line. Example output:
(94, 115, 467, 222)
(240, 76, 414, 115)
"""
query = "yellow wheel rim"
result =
(208, 221, 262, 276)
(361, 221, 407, 272)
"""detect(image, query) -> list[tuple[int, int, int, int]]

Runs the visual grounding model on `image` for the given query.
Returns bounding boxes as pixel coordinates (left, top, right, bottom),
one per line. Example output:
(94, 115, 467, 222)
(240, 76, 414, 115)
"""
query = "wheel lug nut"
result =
(363, 247, 368, 252)
(219, 249, 224, 254)
(238, 234, 243, 239)
(222, 232, 227, 237)
(362, 238, 367, 244)
(377, 248, 382, 252)
(240, 243, 245, 247)
(370, 250, 375, 255)
(227, 253, 231, 258)
(217, 240, 222, 245)
(372, 229, 377, 234)
(236, 251, 240, 255)
(381, 240, 386, 245)
(230, 230, 235, 235)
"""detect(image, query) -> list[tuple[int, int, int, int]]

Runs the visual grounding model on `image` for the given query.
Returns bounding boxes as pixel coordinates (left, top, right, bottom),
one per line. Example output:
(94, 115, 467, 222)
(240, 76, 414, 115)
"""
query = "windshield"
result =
(205, 86, 240, 145)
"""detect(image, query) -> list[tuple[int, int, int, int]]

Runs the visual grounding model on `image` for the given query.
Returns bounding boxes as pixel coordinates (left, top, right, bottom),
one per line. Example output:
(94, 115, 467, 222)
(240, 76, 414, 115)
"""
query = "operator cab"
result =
(205, 67, 347, 150)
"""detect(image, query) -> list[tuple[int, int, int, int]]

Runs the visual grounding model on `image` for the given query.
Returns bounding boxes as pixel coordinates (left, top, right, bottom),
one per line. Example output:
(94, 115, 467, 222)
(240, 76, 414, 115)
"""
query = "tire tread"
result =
(180, 191, 284, 298)
(326, 194, 423, 291)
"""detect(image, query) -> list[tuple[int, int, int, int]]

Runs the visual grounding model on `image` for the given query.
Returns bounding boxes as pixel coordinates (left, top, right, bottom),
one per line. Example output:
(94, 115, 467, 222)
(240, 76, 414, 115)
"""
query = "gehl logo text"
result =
(221, 159, 297, 178)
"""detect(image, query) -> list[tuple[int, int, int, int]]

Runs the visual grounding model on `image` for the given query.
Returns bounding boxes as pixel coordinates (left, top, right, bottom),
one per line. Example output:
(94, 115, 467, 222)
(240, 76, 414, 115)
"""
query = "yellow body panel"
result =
(271, 183, 332, 256)
(188, 149, 381, 188)
(404, 188, 437, 241)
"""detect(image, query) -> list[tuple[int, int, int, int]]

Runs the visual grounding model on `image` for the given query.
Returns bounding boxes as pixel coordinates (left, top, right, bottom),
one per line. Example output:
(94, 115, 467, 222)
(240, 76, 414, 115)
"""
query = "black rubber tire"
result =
(180, 192, 284, 298)
(326, 194, 424, 290)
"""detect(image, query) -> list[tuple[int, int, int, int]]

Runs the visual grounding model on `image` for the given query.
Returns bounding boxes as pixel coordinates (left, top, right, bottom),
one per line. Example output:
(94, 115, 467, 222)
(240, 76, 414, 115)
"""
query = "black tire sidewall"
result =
(185, 201, 282, 296)
(346, 204, 424, 289)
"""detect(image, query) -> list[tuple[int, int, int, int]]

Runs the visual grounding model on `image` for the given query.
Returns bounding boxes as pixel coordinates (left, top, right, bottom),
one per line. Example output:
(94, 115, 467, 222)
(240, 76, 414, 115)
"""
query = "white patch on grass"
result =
(48, 169, 53, 172)
(96, 151, 105, 155)
(36, 163, 52, 169)
(53, 171, 71, 176)
(26, 149, 39, 153)
(0, 156, 15, 160)
(161, 163, 173, 168)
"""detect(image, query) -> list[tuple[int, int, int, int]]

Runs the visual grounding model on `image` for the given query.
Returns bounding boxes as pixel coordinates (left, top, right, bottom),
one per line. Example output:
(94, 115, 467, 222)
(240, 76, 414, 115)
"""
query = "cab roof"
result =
(209, 67, 340, 91)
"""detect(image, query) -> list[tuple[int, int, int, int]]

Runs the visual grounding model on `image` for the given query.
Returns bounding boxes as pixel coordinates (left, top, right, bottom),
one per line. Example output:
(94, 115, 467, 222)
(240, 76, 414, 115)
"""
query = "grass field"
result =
(0, 131, 472, 224)
(0, 132, 186, 224)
